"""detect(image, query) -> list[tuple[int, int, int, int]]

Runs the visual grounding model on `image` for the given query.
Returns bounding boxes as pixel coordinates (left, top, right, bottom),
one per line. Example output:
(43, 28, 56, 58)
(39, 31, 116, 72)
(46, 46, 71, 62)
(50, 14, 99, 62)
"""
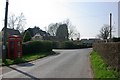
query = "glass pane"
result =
(17, 42, 21, 57)
(10, 41, 14, 58)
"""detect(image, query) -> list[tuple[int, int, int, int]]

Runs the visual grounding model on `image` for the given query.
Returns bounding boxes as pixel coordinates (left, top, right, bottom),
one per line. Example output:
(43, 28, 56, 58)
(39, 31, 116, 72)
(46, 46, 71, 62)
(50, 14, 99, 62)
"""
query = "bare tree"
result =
(8, 13, 26, 33)
(8, 14, 18, 29)
(97, 24, 110, 40)
(47, 23, 59, 36)
(63, 19, 78, 39)
(16, 13, 26, 32)
(47, 19, 79, 40)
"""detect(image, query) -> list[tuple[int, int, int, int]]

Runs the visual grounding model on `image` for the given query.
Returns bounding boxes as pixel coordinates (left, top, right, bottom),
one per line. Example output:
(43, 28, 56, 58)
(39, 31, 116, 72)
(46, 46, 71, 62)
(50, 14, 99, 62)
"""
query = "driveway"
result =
(1, 48, 93, 79)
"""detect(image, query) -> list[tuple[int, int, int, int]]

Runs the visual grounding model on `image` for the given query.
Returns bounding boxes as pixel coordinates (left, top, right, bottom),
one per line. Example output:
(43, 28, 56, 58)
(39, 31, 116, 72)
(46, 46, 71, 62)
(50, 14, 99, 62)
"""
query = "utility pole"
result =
(110, 13, 112, 40)
(2, 0, 9, 62)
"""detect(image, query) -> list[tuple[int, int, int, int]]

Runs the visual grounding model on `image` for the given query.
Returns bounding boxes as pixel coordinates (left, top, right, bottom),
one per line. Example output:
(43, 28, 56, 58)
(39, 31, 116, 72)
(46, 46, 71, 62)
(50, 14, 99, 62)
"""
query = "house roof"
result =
(2, 28, 21, 37)
(27, 27, 50, 37)
(34, 33, 42, 37)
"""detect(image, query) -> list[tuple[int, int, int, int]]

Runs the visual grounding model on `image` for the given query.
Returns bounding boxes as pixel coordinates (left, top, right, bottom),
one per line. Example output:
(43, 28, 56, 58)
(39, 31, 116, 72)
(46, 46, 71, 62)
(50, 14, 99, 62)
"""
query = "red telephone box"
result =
(7, 35, 22, 59)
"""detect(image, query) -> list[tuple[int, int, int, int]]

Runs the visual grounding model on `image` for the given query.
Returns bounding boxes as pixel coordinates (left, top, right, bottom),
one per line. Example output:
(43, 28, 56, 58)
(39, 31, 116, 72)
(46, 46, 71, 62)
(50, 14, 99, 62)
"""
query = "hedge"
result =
(22, 40, 52, 55)
(52, 41, 60, 49)
(112, 37, 120, 42)
(93, 42, 120, 71)
(62, 41, 78, 49)
(52, 41, 91, 49)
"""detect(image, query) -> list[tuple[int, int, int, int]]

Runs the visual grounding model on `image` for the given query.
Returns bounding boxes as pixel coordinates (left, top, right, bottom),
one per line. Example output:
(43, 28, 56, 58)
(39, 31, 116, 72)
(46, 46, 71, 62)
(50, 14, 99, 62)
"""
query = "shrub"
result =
(62, 41, 75, 49)
(23, 30, 32, 42)
(52, 41, 60, 49)
(112, 37, 120, 42)
(51, 41, 92, 49)
(93, 42, 120, 71)
(22, 40, 52, 55)
(62, 41, 79, 49)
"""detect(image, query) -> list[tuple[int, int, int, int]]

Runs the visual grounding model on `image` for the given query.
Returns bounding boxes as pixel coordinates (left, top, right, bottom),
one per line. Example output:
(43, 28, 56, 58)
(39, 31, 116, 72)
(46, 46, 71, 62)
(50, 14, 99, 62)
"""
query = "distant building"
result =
(80, 38, 100, 46)
(32, 33, 43, 40)
(118, 1, 120, 37)
(26, 27, 50, 40)
(80, 39, 86, 44)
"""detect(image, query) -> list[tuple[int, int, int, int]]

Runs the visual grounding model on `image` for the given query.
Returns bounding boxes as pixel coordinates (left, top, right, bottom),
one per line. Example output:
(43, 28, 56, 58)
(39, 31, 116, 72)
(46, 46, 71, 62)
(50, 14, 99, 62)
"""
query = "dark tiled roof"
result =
(2, 28, 21, 37)
(27, 27, 50, 37)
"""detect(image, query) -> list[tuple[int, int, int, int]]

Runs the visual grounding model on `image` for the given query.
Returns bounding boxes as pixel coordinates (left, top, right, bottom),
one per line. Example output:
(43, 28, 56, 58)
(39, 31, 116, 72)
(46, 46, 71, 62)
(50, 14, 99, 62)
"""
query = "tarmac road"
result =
(1, 48, 93, 79)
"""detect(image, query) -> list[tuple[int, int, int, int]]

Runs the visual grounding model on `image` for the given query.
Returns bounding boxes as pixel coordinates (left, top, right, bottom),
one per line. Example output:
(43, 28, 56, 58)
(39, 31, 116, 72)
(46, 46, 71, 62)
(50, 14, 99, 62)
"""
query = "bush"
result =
(52, 41, 60, 49)
(90, 51, 117, 78)
(62, 41, 76, 49)
(51, 41, 91, 49)
(61, 41, 79, 49)
(23, 30, 32, 42)
(93, 42, 120, 71)
(22, 40, 52, 55)
(112, 37, 120, 42)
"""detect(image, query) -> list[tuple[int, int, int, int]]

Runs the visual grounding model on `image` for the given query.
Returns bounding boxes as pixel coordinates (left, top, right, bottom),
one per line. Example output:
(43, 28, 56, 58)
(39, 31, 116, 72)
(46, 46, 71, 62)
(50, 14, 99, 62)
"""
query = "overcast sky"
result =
(0, 0, 119, 39)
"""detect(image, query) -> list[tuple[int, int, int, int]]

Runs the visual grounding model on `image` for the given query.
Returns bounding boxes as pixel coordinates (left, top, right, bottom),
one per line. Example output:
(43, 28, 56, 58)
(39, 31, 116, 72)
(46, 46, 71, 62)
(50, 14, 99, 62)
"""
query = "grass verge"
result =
(90, 50, 119, 78)
(2, 51, 57, 66)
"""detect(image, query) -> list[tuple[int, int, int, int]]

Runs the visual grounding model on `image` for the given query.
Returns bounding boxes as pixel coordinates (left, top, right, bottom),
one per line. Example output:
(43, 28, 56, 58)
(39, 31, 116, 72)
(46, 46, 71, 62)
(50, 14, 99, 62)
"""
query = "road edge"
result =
(88, 51, 95, 79)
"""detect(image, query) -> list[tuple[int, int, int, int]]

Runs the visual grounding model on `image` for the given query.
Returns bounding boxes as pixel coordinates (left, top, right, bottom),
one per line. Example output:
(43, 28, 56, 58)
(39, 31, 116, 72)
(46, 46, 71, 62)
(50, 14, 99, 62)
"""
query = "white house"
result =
(32, 33, 43, 40)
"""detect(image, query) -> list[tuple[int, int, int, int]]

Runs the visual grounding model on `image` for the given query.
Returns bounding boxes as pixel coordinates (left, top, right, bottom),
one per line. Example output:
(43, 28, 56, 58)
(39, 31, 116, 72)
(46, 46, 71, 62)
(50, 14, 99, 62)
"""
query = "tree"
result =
(47, 19, 78, 39)
(8, 14, 17, 29)
(63, 19, 78, 39)
(47, 23, 59, 36)
(8, 13, 26, 33)
(16, 13, 26, 33)
(97, 24, 110, 40)
(56, 24, 69, 41)
(23, 30, 31, 42)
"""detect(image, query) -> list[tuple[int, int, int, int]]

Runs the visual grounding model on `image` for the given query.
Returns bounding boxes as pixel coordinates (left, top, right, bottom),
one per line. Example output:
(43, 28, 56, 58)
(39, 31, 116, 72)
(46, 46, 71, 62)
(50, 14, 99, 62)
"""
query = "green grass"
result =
(90, 51, 118, 78)
(2, 51, 57, 66)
